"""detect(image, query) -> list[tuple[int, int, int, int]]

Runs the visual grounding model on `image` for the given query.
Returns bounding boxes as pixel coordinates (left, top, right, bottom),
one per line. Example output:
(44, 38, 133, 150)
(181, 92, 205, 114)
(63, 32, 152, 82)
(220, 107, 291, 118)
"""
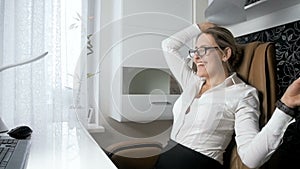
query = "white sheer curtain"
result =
(0, 0, 90, 130)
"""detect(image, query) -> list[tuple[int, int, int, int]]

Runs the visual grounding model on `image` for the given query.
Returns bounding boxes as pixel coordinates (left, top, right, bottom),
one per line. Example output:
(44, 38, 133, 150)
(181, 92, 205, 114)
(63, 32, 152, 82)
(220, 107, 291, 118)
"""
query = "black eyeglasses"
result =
(188, 47, 219, 58)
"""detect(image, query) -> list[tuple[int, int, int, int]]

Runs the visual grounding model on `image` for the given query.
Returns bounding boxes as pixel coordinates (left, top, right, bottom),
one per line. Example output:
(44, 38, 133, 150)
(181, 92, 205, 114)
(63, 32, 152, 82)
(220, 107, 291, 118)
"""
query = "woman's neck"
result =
(197, 74, 227, 97)
(204, 72, 228, 88)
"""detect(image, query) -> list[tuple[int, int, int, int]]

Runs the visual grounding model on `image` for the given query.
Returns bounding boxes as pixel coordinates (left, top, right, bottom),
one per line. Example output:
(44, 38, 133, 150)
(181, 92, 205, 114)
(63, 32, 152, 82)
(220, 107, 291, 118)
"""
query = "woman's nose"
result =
(193, 53, 202, 60)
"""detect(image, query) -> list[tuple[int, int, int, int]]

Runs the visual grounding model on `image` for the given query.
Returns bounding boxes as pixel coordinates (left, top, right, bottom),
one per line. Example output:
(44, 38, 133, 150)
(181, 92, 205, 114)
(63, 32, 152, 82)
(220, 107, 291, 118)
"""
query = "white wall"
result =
(93, 0, 191, 148)
(91, 0, 300, 148)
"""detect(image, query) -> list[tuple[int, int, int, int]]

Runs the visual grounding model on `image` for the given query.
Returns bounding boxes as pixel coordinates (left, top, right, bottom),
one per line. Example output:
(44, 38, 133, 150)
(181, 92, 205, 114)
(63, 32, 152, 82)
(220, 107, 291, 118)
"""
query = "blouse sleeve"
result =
(161, 24, 201, 88)
(235, 87, 292, 168)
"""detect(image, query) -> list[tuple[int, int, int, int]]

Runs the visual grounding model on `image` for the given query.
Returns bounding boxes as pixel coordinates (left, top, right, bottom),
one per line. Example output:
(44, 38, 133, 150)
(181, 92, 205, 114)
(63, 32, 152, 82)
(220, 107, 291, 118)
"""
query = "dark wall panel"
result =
(235, 20, 300, 98)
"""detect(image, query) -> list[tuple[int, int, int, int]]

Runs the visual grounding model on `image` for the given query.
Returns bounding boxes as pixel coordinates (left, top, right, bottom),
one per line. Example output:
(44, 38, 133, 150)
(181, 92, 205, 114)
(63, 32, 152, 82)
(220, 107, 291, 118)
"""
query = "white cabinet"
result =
(102, 0, 192, 122)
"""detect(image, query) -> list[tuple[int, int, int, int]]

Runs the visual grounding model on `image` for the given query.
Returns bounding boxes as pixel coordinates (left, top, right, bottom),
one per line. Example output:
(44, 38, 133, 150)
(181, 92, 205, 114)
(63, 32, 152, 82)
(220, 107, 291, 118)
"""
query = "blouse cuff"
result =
(267, 108, 293, 135)
(170, 23, 201, 43)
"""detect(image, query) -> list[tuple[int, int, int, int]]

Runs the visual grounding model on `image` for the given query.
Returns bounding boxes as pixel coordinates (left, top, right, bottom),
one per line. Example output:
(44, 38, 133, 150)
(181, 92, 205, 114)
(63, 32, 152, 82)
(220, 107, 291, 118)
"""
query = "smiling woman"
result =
(155, 22, 300, 169)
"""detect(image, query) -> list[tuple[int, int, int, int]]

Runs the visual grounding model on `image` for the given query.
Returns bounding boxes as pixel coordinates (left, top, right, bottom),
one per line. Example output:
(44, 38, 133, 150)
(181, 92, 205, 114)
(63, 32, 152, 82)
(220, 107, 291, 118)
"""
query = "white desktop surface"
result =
(21, 111, 117, 169)
(1, 55, 117, 169)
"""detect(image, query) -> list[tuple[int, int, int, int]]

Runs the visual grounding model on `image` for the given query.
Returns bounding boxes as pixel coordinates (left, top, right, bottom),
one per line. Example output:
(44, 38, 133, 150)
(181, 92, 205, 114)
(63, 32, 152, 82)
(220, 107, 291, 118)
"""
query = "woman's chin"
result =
(196, 71, 208, 78)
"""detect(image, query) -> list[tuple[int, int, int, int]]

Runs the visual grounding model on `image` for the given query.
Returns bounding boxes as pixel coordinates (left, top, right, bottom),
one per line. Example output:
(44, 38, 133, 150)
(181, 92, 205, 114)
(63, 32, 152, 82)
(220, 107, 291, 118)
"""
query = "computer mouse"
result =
(7, 125, 33, 139)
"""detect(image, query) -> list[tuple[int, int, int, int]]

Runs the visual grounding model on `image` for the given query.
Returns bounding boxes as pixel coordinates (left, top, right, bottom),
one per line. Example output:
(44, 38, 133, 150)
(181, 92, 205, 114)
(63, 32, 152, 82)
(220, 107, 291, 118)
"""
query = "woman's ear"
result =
(222, 47, 232, 62)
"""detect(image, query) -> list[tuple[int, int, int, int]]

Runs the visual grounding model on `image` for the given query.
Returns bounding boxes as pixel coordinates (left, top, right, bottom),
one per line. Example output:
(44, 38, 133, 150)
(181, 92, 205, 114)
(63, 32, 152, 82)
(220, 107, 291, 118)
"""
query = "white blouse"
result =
(161, 24, 293, 168)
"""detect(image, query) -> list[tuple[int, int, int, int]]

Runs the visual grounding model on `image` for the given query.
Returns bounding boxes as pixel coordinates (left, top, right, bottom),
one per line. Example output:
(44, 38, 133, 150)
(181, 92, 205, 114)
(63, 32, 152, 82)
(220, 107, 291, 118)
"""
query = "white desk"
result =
(22, 110, 117, 169)
(1, 55, 117, 169)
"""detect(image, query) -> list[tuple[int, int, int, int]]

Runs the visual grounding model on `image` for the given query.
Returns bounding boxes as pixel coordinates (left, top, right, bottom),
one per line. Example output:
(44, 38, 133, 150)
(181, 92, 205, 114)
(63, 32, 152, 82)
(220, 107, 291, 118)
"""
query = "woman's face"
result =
(193, 33, 226, 79)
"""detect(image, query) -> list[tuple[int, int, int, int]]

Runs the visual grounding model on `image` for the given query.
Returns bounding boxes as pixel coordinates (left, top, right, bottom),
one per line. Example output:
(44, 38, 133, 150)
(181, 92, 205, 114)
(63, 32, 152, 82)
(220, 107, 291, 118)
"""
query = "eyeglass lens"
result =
(189, 47, 218, 58)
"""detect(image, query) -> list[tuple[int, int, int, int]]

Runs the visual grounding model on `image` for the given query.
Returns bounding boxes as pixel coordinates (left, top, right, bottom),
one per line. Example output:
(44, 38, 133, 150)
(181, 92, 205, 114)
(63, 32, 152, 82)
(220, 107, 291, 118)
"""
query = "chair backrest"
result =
(224, 41, 278, 169)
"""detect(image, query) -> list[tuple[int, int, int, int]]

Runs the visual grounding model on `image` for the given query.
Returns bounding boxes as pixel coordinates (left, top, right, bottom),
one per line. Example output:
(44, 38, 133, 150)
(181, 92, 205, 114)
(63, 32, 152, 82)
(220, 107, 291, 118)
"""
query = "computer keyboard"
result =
(0, 138, 18, 169)
(0, 136, 30, 169)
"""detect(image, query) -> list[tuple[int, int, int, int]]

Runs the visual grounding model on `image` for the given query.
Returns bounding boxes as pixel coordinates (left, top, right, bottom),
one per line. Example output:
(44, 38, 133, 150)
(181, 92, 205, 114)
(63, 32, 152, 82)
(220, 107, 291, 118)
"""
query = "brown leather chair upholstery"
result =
(224, 41, 278, 169)
(105, 41, 278, 169)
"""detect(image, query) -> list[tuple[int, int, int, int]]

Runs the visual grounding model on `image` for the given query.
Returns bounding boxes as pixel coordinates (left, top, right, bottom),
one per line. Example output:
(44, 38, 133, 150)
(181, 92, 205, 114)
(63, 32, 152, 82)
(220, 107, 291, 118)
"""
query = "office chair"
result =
(105, 41, 278, 169)
(105, 140, 163, 169)
(224, 41, 278, 169)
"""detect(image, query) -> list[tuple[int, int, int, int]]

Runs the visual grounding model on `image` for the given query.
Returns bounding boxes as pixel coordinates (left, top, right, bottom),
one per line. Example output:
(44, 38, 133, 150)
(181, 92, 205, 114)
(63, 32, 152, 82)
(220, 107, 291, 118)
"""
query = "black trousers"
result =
(155, 140, 223, 169)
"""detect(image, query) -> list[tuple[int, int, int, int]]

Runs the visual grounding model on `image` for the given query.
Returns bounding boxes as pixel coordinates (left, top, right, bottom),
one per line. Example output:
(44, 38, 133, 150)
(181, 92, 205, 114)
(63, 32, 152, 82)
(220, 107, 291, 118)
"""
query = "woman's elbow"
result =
(241, 159, 260, 169)
(239, 153, 263, 169)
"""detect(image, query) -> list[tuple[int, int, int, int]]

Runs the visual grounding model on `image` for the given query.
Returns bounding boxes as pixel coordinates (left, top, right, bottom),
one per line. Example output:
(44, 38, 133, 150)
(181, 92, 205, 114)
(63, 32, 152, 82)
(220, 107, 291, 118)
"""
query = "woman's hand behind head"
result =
(198, 22, 217, 32)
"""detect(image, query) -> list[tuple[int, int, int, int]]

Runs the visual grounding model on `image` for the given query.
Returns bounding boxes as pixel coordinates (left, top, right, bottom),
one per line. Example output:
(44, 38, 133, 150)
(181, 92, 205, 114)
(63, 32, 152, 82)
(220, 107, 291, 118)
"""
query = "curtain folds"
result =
(0, 0, 90, 129)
